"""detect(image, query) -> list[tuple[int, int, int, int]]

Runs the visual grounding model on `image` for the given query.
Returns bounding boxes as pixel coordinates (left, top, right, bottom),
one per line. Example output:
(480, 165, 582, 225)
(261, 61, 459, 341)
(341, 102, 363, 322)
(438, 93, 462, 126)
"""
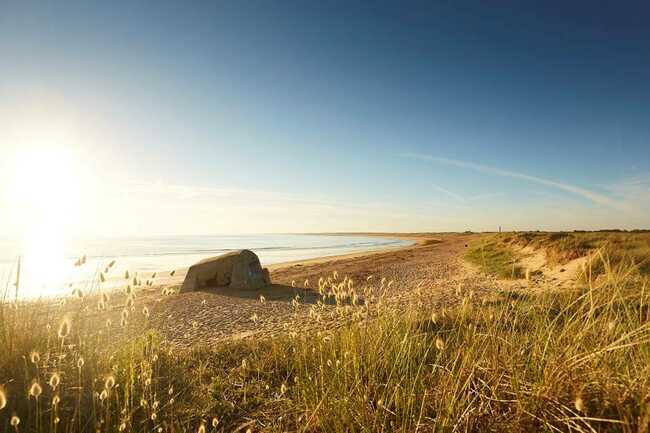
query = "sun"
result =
(4, 145, 84, 297)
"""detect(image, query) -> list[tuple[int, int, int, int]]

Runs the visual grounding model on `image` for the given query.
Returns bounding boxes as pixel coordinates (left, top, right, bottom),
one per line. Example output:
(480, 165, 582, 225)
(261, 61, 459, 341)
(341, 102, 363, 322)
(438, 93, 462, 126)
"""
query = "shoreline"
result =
(2, 233, 429, 302)
(128, 233, 428, 290)
(3, 233, 482, 347)
(266, 233, 426, 270)
(141, 233, 425, 287)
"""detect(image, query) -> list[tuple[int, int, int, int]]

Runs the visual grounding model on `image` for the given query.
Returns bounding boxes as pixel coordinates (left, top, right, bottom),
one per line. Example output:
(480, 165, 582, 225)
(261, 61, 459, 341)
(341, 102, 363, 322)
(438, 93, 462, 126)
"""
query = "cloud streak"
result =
(431, 184, 466, 203)
(404, 154, 623, 209)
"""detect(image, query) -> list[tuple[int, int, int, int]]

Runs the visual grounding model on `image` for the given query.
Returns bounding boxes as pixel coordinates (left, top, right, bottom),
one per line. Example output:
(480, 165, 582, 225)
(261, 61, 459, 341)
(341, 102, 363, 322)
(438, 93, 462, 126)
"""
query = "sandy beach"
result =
(101, 232, 504, 346)
(27, 233, 497, 347)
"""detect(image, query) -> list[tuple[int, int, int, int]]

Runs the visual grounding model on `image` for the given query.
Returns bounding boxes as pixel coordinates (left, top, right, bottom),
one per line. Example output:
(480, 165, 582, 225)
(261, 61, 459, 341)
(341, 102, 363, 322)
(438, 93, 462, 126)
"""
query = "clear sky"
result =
(1, 0, 649, 237)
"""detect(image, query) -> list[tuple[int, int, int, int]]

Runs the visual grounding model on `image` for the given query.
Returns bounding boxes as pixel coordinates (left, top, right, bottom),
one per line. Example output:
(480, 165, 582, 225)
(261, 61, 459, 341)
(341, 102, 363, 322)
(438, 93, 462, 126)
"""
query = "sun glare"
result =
(10, 148, 79, 208)
(5, 145, 84, 297)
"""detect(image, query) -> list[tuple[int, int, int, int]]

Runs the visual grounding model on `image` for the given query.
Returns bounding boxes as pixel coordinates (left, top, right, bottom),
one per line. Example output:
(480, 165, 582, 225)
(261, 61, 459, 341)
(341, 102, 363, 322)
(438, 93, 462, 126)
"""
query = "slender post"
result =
(15, 256, 21, 303)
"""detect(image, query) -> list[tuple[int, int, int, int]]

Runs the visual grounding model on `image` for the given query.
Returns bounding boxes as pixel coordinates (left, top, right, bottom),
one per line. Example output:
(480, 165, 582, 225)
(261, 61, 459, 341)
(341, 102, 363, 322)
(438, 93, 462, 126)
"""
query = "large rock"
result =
(180, 249, 271, 292)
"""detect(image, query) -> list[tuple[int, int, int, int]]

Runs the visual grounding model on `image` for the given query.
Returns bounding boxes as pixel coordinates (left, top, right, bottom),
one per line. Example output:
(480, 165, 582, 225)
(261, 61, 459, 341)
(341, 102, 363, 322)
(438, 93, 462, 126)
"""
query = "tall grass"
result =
(503, 231, 650, 276)
(465, 238, 525, 279)
(1, 253, 649, 432)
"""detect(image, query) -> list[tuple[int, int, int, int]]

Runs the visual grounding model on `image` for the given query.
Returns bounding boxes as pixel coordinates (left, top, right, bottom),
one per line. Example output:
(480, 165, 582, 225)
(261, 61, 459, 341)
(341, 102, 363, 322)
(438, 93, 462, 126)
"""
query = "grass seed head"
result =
(0, 386, 6, 410)
(10, 415, 20, 427)
(49, 373, 61, 389)
(29, 381, 42, 398)
(574, 396, 584, 412)
(58, 317, 71, 339)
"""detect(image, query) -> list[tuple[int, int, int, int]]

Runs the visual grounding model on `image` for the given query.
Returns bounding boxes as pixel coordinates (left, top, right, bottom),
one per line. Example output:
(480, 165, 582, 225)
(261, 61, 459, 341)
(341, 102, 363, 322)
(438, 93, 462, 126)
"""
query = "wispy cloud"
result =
(468, 192, 506, 202)
(430, 184, 505, 204)
(404, 153, 623, 209)
(431, 184, 466, 203)
(116, 180, 408, 213)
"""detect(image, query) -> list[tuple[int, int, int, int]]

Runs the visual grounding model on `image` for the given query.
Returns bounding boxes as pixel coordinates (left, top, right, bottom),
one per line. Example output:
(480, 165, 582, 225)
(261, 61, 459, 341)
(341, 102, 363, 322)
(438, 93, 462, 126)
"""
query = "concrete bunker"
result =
(180, 249, 271, 292)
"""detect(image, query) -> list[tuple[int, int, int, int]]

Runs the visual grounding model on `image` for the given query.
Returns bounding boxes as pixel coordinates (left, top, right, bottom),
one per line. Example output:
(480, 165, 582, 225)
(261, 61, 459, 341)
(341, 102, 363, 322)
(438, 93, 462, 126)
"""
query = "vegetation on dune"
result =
(502, 231, 650, 276)
(464, 238, 525, 279)
(1, 251, 650, 432)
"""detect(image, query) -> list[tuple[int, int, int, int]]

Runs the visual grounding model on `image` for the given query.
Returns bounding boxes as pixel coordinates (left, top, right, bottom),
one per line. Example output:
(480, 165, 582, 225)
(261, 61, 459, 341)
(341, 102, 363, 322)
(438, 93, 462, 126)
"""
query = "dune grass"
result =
(1, 252, 649, 432)
(464, 238, 525, 279)
(502, 231, 650, 276)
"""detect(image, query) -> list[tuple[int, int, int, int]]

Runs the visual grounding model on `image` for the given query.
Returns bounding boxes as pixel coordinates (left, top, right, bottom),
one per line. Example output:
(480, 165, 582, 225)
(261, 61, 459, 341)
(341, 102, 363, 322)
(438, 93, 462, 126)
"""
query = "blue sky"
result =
(1, 1, 649, 235)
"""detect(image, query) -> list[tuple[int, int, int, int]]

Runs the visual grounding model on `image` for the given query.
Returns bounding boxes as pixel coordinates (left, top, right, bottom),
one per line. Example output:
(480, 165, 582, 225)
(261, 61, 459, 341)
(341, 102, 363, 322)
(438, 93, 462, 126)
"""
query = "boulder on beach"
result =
(180, 249, 271, 292)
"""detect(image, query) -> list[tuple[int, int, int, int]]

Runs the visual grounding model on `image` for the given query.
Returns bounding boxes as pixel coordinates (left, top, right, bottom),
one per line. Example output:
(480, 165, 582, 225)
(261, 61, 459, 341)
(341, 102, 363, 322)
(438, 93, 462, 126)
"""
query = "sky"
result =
(1, 0, 649, 237)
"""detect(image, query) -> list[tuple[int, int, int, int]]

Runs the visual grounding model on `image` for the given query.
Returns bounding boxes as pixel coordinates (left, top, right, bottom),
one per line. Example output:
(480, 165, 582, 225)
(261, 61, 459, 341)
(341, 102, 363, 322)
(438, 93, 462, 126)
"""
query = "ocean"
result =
(0, 234, 412, 299)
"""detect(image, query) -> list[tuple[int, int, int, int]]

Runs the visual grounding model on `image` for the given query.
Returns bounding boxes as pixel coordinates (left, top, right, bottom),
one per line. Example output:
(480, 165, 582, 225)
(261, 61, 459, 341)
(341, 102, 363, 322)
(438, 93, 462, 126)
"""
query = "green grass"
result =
(465, 238, 525, 279)
(501, 230, 650, 277)
(1, 252, 650, 432)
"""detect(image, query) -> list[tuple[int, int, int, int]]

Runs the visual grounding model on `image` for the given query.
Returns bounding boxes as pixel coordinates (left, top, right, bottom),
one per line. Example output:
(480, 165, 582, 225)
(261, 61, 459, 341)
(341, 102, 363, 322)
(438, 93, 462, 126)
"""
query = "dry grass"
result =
(464, 238, 525, 279)
(1, 250, 649, 432)
(502, 231, 650, 275)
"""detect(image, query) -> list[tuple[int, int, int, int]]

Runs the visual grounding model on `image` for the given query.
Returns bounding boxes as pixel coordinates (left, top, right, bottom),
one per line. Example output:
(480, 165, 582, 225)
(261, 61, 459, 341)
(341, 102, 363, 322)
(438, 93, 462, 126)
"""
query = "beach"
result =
(6, 233, 480, 347)
(4, 232, 648, 432)
(0, 234, 413, 300)
(39, 232, 497, 346)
